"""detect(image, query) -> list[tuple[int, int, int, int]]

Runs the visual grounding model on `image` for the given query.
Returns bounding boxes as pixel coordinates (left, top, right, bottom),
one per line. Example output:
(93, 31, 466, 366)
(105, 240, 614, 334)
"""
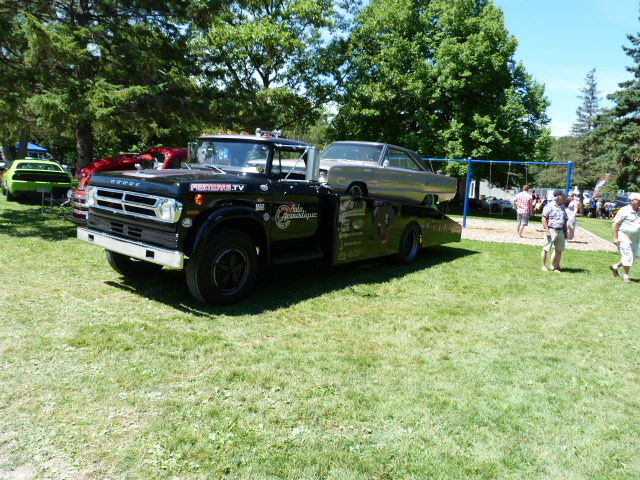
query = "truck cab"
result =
(78, 131, 332, 304)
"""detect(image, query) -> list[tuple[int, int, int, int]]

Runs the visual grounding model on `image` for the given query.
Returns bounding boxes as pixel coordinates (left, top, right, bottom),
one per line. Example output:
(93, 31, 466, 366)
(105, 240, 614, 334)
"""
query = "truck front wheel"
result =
(186, 229, 258, 306)
(105, 250, 163, 277)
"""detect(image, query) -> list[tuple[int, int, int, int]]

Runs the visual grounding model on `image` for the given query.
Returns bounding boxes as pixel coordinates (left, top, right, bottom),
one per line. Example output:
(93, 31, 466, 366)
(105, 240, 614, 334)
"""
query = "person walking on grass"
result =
(513, 184, 533, 237)
(541, 189, 568, 272)
(610, 192, 640, 283)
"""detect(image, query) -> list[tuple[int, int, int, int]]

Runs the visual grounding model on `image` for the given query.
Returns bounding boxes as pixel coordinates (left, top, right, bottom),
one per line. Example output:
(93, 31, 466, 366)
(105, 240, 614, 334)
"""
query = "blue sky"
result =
(492, 0, 639, 136)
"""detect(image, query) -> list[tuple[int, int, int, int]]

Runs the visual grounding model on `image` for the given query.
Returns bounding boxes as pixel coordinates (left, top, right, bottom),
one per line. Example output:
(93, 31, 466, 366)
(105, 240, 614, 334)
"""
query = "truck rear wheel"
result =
(395, 222, 421, 264)
(186, 229, 258, 306)
(105, 250, 163, 277)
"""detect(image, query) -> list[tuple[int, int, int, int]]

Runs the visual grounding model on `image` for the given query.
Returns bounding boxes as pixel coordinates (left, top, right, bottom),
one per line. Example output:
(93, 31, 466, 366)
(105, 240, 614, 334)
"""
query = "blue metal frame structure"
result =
(424, 158, 573, 228)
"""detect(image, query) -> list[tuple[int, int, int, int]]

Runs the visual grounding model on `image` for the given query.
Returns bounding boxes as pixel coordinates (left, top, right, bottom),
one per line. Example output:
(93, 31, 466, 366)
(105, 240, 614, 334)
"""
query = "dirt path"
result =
(455, 218, 616, 252)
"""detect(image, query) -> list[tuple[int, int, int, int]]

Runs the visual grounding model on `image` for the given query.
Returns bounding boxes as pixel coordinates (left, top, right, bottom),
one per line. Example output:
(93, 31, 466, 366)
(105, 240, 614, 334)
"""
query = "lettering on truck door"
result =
(269, 180, 320, 242)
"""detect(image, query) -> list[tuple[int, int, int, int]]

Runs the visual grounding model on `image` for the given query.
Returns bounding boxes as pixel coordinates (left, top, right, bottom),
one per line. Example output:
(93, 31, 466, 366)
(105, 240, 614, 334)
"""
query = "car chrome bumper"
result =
(77, 227, 184, 269)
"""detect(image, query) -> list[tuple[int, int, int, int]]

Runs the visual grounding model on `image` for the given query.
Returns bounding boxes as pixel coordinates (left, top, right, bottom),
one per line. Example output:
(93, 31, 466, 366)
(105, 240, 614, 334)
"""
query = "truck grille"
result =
(88, 212, 180, 249)
(88, 186, 178, 222)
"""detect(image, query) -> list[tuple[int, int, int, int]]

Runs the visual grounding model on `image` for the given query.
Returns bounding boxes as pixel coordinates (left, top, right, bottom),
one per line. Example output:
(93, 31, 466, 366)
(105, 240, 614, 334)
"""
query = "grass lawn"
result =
(577, 216, 615, 241)
(1, 198, 638, 479)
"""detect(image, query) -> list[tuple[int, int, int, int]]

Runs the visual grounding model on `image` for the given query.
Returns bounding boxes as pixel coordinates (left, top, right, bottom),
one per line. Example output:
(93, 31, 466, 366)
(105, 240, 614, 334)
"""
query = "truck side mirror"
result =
(306, 147, 320, 182)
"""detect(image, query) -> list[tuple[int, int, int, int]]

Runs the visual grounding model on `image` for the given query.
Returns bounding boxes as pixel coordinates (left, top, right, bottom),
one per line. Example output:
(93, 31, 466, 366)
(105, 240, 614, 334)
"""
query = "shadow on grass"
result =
(105, 244, 479, 317)
(551, 267, 588, 274)
(0, 199, 75, 241)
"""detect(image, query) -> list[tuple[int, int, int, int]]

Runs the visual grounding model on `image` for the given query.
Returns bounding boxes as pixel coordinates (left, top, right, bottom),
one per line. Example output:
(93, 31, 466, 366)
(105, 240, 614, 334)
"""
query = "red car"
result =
(68, 146, 188, 224)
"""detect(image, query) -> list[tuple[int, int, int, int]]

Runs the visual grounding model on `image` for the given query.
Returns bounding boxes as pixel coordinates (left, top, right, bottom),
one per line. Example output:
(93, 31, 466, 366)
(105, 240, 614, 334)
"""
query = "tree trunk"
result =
(17, 132, 28, 159)
(76, 120, 94, 168)
(0, 138, 14, 163)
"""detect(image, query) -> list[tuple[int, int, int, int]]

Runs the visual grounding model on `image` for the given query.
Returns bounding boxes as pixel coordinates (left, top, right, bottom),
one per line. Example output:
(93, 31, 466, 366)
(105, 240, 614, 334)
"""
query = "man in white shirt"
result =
(610, 192, 640, 283)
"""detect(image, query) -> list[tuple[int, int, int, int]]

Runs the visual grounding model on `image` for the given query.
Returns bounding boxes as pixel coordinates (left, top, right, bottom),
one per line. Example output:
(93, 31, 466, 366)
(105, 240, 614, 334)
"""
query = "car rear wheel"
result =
(395, 222, 421, 264)
(346, 183, 367, 197)
(105, 250, 163, 277)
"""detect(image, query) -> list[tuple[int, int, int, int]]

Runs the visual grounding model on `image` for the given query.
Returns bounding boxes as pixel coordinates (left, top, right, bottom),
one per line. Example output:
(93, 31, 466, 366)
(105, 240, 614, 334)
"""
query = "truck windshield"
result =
(189, 140, 270, 174)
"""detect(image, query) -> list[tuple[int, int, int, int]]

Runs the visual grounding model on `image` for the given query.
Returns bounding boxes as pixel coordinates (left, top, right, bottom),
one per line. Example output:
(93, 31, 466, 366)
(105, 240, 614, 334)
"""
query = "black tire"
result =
(186, 229, 258, 306)
(395, 222, 421, 264)
(105, 250, 163, 277)
(5, 188, 14, 201)
(346, 183, 367, 197)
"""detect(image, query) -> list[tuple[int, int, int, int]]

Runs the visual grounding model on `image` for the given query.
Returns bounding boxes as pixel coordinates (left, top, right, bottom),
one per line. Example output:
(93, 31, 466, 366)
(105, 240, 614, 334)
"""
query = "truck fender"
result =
(188, 206, 269, 258)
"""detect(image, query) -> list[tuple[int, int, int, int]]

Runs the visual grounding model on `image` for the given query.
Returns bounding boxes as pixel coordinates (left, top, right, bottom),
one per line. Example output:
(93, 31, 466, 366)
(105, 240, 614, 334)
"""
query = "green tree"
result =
(571, 68, 601, 136)
(329, 0, 550, 188)
(595, 28, 640, 191)
(0, 4, 37, 162)
(535, 136, 581, 189)
(199, 0, 357, 134)
(553, 68, 605, 191)
(5, 0, 202, 167)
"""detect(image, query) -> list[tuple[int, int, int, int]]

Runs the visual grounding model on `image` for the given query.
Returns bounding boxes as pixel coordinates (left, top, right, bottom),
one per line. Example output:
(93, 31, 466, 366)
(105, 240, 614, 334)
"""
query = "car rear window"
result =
(16, 162, 64, 172)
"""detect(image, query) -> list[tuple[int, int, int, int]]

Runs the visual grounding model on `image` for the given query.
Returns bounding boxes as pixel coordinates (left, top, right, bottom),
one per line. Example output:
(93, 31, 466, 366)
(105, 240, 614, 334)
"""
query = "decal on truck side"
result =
(275, 204, 318, 229)
(190, 183, 246, 192)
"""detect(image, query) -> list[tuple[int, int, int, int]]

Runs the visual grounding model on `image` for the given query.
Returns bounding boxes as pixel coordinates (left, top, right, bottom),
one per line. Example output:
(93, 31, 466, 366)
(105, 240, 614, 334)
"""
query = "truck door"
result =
(268, 179, 321, 242)
(267, 151, 321, 242)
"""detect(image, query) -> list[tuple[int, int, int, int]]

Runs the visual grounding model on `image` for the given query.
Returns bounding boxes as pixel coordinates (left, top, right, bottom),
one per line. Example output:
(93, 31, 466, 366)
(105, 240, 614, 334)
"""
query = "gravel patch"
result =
(455, 218, 616, 252)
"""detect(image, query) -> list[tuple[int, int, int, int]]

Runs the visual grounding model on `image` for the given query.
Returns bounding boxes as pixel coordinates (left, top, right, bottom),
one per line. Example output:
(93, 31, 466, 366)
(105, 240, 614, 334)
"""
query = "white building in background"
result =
(469, 179, 519, 201)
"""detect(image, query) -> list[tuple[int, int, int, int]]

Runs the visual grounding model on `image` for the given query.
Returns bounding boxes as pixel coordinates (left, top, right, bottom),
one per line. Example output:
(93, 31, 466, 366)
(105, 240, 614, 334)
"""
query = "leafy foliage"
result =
(329, 0, 550, 186)
(542, 69, 606, 192)
(0, 0, 557, 176)
(199, 0, 356, 132)
(571, 68, 601, 136)
(1, 0, 204, 167)
(593, 31, 640, 191)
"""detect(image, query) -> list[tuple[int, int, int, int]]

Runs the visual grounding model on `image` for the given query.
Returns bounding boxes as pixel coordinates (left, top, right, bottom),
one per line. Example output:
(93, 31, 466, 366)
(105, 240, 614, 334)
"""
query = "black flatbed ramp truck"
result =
(77, 132, 461, 306)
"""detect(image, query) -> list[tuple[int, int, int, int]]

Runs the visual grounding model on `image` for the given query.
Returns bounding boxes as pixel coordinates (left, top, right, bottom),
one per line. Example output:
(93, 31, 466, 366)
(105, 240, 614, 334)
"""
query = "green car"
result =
(1, 159, 73, 201)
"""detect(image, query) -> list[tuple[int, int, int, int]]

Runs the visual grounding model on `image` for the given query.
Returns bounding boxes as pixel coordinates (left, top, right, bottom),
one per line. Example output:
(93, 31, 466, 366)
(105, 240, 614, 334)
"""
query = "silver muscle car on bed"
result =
(318, 141, 457, 205)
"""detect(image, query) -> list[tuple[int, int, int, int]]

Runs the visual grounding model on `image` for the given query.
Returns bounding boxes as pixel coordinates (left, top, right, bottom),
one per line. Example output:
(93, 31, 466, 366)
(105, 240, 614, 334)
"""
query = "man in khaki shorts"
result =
(541, 189, 567, 272)
(610, 192, 640, 283)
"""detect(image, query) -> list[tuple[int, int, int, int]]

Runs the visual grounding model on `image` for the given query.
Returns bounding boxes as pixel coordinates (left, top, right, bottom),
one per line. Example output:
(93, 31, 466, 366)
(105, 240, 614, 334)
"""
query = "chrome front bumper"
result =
(77, 227, 184, 269)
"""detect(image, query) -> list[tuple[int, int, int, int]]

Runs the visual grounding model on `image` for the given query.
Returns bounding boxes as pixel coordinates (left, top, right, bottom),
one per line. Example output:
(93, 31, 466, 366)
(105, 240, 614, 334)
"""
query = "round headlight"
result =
(158, 198, 183, 222)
